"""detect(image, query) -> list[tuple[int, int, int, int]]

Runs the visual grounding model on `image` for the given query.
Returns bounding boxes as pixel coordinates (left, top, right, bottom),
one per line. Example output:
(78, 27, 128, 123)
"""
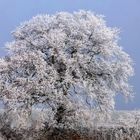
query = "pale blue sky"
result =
(0, 0, 140, 110)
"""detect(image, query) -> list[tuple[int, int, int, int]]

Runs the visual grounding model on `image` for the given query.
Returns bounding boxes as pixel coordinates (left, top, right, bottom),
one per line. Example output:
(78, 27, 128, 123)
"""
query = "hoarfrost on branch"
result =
(0, 10, 134, 130)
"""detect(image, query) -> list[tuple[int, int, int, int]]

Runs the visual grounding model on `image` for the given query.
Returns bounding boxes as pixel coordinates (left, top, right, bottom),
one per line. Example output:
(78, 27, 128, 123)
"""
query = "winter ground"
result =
(0, 109, 140, 140)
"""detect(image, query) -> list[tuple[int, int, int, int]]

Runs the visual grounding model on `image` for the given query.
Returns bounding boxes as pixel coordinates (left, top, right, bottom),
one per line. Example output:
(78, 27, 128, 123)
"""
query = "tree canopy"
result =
(0, 10, 134, 130)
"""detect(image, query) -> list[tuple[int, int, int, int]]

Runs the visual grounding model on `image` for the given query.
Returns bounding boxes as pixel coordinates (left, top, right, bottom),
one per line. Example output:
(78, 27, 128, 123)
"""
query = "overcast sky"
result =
(0, 0, 140, 110)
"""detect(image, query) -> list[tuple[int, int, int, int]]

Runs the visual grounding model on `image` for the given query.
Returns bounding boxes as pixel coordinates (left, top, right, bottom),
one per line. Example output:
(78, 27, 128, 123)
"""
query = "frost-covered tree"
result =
(0, 11, 134, 131)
